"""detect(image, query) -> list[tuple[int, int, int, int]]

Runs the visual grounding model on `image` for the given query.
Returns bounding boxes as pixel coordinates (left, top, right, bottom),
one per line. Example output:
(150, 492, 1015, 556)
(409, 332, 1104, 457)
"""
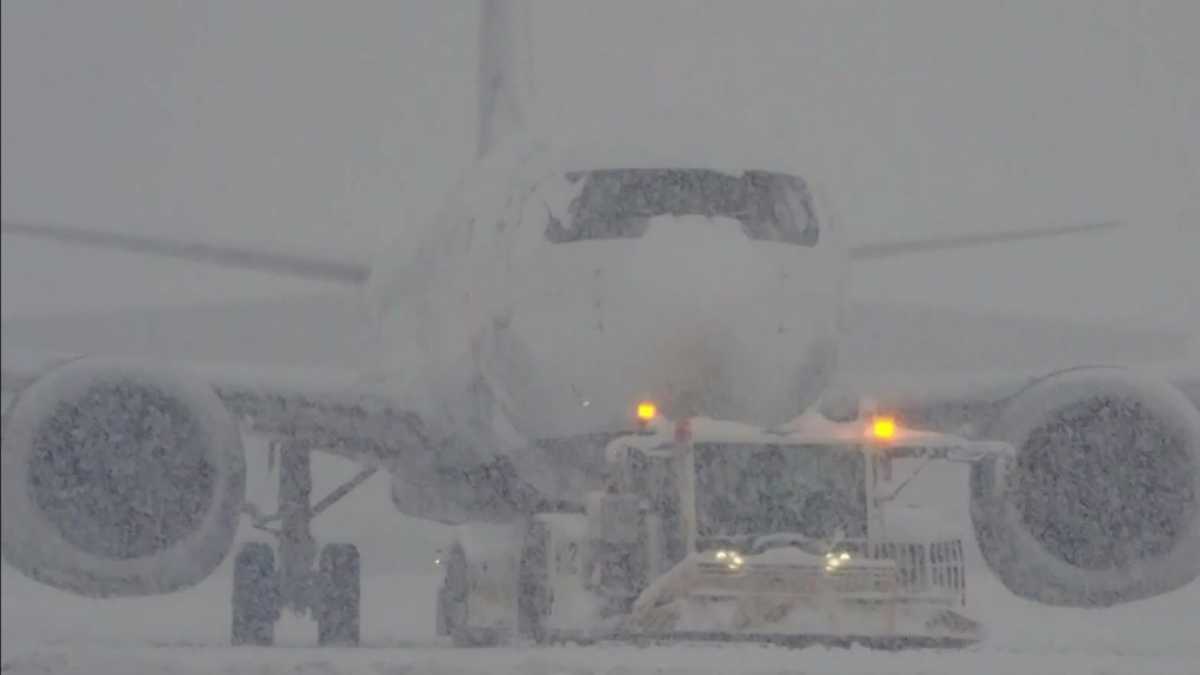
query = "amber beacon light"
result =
(870, 415, 897, 441)
(636, 401, 658, 423)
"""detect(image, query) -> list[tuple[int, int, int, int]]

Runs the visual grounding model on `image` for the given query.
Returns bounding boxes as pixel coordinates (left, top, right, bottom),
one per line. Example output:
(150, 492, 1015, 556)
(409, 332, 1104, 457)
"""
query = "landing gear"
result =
(437, 517, 563, 647)
(441, 540, 504, 647)
(231, 441, 373, 647)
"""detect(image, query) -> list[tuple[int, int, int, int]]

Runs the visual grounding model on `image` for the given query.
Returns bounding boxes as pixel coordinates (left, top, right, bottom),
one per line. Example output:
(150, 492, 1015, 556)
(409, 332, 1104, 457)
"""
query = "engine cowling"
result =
(970, 367, 1200, 606)
(2, 357, 245, 597)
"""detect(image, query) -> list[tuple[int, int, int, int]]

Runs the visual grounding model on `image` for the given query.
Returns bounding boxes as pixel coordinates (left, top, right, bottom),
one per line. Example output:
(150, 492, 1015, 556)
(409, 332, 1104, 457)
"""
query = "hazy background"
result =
(3, 0, 1198, 337)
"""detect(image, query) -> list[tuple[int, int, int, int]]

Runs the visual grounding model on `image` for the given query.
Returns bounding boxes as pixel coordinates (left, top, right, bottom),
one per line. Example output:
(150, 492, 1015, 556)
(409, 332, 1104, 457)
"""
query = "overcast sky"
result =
(2, 1, 1197, 335)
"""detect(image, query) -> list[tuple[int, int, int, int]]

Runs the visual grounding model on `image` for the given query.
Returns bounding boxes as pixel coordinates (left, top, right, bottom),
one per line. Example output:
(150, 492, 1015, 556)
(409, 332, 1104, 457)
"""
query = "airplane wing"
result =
(5, 216, 1122, 272)
(6, 217, 1187, 451)
(0, 222, 407, 467)
(847, 220, 1123, 261)
(2, 347, 432, 470)
(0, 218, 411, 468)
(1, 220, 371, 285)
(838, 359, 1200, 435)
(838, 298, 1197, 430)
(0, 222, 420, 466)
(3, 342, 583, 536)
(840, 216, 1199, 427)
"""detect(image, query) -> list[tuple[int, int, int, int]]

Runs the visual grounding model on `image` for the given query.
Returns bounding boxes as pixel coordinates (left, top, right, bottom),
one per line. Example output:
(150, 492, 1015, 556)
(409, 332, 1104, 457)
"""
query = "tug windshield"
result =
(693, 443, 867, 541)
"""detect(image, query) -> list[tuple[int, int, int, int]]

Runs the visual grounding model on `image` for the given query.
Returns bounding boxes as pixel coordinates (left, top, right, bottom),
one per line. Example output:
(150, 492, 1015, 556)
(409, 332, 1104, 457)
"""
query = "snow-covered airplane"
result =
(2, 0, 1198, 646)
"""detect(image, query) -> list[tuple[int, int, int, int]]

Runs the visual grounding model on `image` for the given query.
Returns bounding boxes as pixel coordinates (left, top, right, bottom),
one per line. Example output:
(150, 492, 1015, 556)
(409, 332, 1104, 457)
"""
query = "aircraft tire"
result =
(231, 542, 278, 646)
(439, 543, 480, 645)
(317, 543, 361, 646)
(518, 519, 551, 642)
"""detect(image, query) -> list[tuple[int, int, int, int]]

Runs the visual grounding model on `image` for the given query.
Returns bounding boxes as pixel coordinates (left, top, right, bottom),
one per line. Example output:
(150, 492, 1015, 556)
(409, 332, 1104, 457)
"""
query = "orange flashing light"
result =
(636, 401, 658, 423)
(870, 415, 897, 441)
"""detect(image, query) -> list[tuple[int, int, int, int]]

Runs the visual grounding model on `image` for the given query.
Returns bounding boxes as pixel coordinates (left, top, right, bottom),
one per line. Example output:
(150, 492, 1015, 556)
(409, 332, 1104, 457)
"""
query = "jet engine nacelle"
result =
(2, 357, 245, 596)
(970, 367, 1200, 606)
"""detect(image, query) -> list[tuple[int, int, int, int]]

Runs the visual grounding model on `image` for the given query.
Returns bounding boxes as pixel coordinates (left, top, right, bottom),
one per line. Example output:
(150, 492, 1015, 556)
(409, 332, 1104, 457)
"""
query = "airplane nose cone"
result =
(618, 215, 785, 422)
(627, 215, 770, 311)
(497, 212, 836, 438)
(641, 323, 739, 420)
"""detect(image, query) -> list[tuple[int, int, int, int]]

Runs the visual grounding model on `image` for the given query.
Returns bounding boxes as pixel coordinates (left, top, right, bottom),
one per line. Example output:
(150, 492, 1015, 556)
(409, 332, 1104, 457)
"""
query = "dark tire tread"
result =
(232, 542, 278, 646)
(317, 543, 361, 646)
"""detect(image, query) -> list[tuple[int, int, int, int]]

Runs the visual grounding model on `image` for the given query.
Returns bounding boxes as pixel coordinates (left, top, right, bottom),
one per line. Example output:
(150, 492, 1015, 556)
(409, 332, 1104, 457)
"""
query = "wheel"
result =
(439, 542, 475, 645)
(435, 582, 449, 636)
(441, 539, 507, 647)
(232, 542, 278, 646)
(518, 520, 551, 642)
(316, 543, 361, 646)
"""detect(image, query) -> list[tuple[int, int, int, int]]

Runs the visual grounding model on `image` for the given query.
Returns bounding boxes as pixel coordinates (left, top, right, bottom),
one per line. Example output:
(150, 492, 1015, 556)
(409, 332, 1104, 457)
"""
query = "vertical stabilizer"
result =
(476, 0, 533, 159)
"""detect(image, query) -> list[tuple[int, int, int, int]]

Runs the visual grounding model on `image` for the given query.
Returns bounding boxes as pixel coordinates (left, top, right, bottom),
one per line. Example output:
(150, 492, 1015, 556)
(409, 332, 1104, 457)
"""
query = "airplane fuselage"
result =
(371, 139, 849, 477)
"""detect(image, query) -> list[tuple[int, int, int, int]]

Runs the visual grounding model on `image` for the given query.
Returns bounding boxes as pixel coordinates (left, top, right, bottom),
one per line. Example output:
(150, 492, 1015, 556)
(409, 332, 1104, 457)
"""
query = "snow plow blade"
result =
(614, 547, 984, 650)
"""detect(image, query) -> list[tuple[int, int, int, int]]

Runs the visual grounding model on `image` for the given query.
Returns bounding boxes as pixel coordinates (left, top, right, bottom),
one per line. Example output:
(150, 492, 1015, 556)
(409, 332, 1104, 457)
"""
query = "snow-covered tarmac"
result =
(4, 560, 1197, 674)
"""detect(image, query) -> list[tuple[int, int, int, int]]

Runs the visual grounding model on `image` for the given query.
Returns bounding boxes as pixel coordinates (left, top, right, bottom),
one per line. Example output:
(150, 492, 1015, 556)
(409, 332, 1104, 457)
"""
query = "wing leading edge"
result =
(847, 220, 1123, 261)
(2, 221, 370, 285)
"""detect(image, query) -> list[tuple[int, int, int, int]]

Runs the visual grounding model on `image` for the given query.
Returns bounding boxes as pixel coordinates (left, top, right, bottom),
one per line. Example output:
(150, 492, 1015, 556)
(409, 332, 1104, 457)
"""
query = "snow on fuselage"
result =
(371, 137, 849, 449)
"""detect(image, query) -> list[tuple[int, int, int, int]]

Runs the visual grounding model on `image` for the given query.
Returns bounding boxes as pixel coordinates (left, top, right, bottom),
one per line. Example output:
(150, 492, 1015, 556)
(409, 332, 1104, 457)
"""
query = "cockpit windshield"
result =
(545, 169, 819, 246)
(693, 443, 867, 542)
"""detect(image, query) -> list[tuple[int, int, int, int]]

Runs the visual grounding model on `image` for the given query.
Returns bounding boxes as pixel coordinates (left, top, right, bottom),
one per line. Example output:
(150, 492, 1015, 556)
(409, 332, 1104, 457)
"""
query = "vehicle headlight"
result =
(824, 550, 851, 572)
(714, 549, 745, 570)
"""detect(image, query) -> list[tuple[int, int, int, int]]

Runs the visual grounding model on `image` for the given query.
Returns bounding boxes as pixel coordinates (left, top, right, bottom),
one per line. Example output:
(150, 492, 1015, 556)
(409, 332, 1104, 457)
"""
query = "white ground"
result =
(4, 564, 1198, 675)
(3, 445, 1198, 675)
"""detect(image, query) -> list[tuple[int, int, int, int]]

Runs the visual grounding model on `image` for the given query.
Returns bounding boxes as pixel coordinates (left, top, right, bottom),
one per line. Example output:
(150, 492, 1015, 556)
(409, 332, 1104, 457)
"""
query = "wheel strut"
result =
(279, 443, 316, 612)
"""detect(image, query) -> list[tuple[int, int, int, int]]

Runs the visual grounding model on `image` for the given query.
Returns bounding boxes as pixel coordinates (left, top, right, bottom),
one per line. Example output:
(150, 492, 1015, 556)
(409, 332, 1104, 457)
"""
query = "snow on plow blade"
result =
(621, 548, 983, 649)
